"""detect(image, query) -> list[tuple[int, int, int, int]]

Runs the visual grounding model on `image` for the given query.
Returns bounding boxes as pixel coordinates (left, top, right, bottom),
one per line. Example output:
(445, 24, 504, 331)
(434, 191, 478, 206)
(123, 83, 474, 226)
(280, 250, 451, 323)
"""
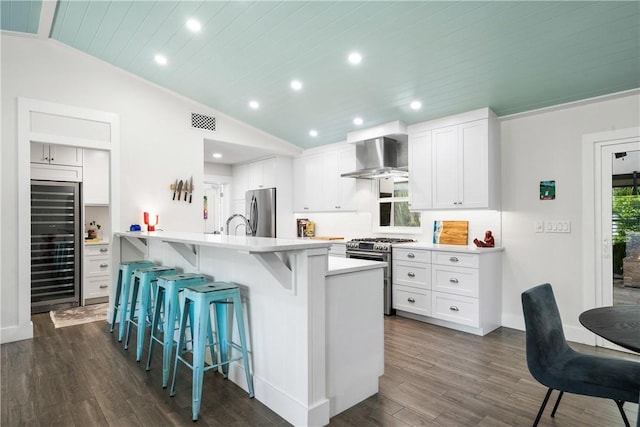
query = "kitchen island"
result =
(113, 231, 384, 426)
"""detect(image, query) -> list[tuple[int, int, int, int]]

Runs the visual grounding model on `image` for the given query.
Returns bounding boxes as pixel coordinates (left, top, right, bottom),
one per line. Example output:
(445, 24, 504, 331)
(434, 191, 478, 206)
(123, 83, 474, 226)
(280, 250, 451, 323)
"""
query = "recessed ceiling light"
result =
(186, 18, 201, 32)
(249, 100, 260, 109)
(291, 80, 303, 91)
(309, 130, 318, 137)
(212, 153, 222, 159)
(353, 117, 363, 125)
(154, 54, 168, 65)
(348, 52, 362, 65)
(410, 100, 422, 110)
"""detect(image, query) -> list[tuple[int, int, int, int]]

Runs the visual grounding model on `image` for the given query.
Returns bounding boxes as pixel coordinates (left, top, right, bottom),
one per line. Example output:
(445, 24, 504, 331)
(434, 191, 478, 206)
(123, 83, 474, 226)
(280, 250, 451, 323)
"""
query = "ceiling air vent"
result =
(191, 112, 216, 132)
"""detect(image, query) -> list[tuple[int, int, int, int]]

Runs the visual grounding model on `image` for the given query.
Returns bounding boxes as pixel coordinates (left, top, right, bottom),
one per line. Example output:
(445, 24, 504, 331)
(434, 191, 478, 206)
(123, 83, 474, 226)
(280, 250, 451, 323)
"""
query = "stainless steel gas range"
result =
(345, 237, 415, 315)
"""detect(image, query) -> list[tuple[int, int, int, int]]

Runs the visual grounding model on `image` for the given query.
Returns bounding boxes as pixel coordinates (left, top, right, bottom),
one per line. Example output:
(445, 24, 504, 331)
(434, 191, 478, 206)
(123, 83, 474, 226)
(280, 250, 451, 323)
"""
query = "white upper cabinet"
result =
(31, 143, 82, 166)
(83, 149, 109, 205)
(247, 157, 276, 190)
(322, 146, 356, 211)
(293, 152, 323, 212)
(408, 108, 500, 210)
(293, 143, 356, 213)
(408, 130, 432, 210)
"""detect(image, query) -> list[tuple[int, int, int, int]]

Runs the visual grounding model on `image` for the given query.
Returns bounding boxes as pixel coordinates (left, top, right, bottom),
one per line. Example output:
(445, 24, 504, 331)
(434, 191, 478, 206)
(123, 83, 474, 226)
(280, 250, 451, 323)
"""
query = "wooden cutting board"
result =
(433, 220, 469, 245)
(309, 236, 344, 240)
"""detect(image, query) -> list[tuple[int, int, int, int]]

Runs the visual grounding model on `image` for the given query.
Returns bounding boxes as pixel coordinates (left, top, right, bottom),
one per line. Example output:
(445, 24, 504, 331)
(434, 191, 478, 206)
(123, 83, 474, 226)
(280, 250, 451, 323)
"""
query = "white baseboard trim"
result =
(501, 313, 596, 346)
(0, 322, 34, 344)
(253, 374, 330, 427)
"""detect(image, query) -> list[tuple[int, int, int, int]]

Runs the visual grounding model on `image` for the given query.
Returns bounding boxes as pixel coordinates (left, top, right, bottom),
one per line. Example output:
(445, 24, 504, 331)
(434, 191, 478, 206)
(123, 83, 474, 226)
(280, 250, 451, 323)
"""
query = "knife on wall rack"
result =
(188, 176, 193, 203)
(172, 179, 178, 200)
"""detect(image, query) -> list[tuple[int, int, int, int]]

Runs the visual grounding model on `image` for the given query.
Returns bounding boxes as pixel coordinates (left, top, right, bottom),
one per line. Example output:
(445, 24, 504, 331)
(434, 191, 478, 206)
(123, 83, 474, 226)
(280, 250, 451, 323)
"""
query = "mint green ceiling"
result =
(1, 0, 42, 34)
(3, 1, 639, 148)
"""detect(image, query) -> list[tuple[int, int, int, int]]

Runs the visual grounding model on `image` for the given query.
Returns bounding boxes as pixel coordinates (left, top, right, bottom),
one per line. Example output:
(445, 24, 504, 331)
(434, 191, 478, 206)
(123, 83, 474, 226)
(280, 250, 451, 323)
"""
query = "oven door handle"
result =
(346, 250, 388, 262)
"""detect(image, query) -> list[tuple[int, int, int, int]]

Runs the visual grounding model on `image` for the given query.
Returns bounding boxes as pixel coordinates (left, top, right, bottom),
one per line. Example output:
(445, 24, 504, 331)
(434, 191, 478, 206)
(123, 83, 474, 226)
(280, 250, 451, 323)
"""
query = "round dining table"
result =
(579, 305, 640, 353)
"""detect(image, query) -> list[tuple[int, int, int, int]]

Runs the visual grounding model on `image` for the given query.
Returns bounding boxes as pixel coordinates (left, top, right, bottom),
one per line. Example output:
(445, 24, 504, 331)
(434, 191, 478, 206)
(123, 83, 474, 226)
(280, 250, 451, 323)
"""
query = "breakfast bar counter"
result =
(113, 231, 385, 426)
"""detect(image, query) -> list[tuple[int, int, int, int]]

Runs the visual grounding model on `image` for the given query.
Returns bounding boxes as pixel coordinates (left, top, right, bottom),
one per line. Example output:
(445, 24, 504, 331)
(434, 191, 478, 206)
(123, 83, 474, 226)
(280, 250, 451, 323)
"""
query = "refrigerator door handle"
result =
(250, 196, 258, 236)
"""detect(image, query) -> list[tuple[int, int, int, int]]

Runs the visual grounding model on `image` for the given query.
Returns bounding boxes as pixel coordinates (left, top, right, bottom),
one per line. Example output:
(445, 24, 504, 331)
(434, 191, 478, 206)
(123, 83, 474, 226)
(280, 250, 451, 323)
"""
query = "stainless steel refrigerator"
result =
(246, 187, 276, 238)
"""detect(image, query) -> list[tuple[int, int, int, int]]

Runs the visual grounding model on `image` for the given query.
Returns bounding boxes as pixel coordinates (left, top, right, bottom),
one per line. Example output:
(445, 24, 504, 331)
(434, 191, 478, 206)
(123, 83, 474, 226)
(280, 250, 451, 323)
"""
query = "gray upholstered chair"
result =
(521, 283, 640, 427)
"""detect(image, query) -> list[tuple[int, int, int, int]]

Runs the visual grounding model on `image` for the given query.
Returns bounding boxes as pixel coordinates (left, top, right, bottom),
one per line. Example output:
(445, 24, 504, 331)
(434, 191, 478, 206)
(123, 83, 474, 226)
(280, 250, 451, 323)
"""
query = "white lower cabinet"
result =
(83, 243, 110, 304)
(392, 246, 501, 336)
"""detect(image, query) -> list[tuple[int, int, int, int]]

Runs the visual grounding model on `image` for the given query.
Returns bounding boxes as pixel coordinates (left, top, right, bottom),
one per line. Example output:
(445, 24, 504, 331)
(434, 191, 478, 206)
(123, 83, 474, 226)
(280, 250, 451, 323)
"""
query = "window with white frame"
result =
(376, 177, 421, 230)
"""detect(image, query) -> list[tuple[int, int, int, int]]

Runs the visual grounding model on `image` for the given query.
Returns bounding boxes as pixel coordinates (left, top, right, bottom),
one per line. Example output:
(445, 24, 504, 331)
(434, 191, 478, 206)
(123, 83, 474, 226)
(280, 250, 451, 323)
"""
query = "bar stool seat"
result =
(110, 260, 156, 341)
(170, 281, 254, 421)
(146, 273, 208, 388)
(124, 265, 177, 361)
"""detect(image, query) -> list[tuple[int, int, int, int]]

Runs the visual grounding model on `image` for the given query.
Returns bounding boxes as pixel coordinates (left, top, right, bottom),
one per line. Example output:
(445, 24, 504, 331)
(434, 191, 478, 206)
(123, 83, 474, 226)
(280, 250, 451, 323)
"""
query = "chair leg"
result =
(614, 400, 630, 427)
(110, 270, 123, 333)
(533, 388, 554, 427)
(550, 390, 564, 417)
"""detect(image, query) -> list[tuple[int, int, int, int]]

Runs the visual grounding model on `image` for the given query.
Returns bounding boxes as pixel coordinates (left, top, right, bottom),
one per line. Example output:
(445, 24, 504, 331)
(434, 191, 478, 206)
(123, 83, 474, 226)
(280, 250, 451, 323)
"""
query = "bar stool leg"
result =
(146, 285, 164, 371)
(170, 297, 191, 398)
(109, 270, 123, 333)
(215, 301, 230, 378)
(190, 297, 209, 421)
(118, 272, 135, 341)
(232, 293, 254, 397)
(135, 280, 154, 361)
(124, 276, 140, 350)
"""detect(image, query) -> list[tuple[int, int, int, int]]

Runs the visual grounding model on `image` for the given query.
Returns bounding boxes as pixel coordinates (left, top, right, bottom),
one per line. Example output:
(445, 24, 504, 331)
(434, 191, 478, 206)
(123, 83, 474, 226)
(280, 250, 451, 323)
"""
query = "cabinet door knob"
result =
(99, 248, 108, 253)
(449, 278, 459, 283)
(100, 263, 109, 268)
(449, 256, 459, 262)
(407, 253, 415, 259)
(407, 272, 415, 278)
(407, 297, 415, 303)
(99, 284, 108, 289)
(449, 305, 459, 312)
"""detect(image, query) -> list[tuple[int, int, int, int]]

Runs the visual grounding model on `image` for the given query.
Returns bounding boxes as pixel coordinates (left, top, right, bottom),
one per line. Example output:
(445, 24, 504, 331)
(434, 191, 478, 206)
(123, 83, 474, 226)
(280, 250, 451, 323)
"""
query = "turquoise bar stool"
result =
(124, 265, 177, 361)
(110, 260, 156, 341)
(170, 282, 254, 421)
(146, 273, 208, 388)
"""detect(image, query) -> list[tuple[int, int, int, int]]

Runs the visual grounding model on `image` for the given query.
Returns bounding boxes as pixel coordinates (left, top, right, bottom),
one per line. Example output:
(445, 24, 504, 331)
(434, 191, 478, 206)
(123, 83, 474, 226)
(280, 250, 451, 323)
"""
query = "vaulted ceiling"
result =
(2, 1, 639, 150)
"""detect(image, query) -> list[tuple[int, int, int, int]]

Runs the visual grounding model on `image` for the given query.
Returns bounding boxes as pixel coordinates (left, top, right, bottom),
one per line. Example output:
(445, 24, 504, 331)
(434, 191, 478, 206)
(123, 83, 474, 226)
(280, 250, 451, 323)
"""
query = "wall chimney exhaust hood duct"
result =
(341, 136, 408, 179)
(341, 120, 408, 179)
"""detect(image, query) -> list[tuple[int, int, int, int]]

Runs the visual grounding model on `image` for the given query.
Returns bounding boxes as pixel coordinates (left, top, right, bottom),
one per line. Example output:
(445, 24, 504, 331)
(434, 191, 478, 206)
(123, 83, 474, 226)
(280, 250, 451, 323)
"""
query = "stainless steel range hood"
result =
(341, 136, 408, 179)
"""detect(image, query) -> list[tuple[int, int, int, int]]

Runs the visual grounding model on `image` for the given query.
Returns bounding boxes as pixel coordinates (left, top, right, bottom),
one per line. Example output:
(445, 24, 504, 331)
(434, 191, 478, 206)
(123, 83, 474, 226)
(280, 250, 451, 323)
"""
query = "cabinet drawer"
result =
(432, 266, 479, 298)
(393, 285, 430, 316)
(393, 248, 431, 263)
(85, 257, 110, 276)
(393, 262, 430, 289)
(84, 276, 110, 298)
(431, 292, 479, 327)
(85, 245, 110, 257)
(432, 252, 478, 268)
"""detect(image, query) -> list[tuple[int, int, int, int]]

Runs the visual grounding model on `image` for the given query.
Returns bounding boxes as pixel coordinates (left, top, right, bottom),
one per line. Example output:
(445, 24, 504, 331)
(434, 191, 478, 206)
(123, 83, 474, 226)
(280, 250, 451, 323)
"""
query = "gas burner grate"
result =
(349, 237, 416, 244)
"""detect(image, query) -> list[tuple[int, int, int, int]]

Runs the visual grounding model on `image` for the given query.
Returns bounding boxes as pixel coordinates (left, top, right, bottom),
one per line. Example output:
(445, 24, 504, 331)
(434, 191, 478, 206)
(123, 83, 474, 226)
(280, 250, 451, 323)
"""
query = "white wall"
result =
(500, 92, 640, 339)
(0, 35, 299, 341)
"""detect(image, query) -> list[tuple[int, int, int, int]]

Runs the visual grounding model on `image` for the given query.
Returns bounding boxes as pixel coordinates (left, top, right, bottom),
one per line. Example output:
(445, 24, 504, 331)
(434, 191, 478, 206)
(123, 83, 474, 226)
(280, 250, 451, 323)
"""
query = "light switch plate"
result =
(545, 220, 571, 233)
(535, 221, 544, 233)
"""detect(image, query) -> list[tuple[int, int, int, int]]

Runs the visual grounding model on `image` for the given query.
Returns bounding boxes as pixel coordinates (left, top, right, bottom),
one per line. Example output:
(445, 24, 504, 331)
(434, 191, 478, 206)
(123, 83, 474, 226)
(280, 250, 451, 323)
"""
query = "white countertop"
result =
(115, 231, 332, 253)
(393, 242, 504, 253)
(326, 256, 386, 276)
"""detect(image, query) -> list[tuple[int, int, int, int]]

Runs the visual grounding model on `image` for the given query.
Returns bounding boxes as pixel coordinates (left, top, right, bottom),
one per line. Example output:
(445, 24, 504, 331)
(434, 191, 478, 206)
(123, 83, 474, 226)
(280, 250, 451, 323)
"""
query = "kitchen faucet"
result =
(225, 213, 252, 236)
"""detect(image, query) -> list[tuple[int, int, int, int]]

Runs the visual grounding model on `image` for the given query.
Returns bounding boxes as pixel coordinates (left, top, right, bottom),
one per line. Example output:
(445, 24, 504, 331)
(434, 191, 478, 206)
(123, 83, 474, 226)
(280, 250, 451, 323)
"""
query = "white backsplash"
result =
(295, 209, 502, 247)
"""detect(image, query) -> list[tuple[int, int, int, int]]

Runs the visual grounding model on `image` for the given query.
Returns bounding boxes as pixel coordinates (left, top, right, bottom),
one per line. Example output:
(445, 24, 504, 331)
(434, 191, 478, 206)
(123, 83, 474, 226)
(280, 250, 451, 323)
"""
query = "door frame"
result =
(582, 127, 639, 347)
(14, 97, 120, 343)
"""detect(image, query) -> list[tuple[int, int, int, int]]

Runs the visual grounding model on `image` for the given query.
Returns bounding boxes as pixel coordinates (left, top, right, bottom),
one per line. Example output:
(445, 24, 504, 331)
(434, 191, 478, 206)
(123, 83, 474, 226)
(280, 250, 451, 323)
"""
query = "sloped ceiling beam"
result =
(38, 0, 57, 39)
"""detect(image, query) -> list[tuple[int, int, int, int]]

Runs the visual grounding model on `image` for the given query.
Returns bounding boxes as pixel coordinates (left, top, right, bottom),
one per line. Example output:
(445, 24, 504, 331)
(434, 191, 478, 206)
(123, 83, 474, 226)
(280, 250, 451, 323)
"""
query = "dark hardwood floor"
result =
(2, 314, 638, 426)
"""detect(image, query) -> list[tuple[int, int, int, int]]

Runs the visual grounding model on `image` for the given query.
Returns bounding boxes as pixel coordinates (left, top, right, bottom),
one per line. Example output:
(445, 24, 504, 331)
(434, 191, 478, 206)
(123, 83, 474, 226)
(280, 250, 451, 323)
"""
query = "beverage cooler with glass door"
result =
(30, 180, 81, 313)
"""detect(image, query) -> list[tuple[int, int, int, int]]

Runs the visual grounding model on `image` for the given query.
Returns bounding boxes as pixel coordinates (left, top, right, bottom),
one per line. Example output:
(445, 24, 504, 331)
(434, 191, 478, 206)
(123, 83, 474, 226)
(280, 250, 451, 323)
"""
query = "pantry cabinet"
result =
(407, 107, 500, 210)
(392, 246, 502, 336)
(232, 156, 281, 201)
(293, 143, 356, 212)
